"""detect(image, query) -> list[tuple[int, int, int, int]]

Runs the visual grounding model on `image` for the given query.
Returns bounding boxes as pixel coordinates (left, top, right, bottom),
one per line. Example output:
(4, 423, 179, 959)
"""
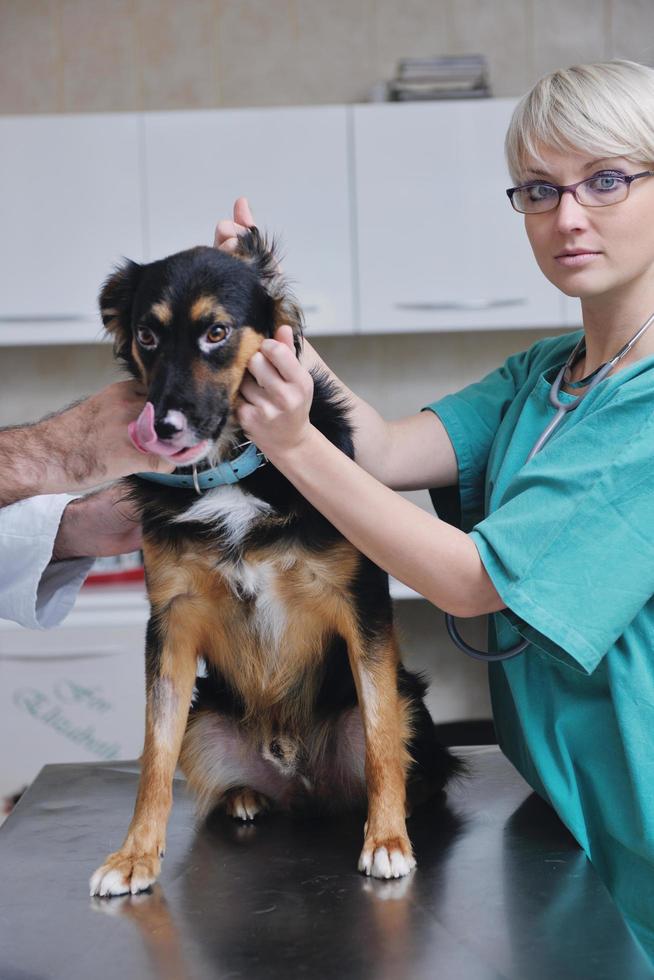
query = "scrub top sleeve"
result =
(422, 344, 537, 531)
(0, 495, 93, 629)
(470, 391, 654, 675)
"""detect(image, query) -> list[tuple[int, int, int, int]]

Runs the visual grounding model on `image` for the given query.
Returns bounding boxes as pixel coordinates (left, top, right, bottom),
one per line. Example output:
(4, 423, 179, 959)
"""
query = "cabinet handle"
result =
(395, 298, 527, 312)
(0, 314, 93, 322)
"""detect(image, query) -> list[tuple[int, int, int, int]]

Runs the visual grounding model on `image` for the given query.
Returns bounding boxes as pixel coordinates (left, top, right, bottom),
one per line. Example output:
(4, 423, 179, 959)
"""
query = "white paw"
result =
(358, 842, 417, 879)
(223, 787, 269, 822)
(89, 850, 161, 897)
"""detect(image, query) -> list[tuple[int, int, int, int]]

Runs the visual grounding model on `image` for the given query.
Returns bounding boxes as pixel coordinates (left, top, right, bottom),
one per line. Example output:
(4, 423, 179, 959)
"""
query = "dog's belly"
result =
(180, 704, 368, 817)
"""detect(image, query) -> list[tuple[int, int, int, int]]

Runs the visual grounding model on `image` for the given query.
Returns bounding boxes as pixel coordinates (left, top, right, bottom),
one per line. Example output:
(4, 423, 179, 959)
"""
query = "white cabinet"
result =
(0, 113, 144, 342)
(0, 101, 571, 347)
(353, 100, 564, 332)
(143, 106, 354, 336)
(0, 586, 148, 800)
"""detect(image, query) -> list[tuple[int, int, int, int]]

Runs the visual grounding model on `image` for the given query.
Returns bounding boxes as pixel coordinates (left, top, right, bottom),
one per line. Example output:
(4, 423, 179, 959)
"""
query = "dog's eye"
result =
(205, 324, 230, 345)
(136, 327, 158, 349)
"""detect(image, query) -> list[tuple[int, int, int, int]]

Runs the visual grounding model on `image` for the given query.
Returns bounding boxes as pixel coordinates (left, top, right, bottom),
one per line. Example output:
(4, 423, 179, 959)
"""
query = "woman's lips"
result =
(555, 251, 601, 267)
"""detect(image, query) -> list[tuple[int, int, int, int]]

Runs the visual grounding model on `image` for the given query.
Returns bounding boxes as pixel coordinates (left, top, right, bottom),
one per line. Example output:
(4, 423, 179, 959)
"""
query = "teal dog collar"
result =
(136, 441, 267, 493)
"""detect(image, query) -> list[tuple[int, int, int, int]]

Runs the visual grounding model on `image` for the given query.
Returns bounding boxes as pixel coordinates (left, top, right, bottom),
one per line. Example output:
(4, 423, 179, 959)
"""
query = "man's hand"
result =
(0, 380, 174, 506)
(52, 484, 142, 561)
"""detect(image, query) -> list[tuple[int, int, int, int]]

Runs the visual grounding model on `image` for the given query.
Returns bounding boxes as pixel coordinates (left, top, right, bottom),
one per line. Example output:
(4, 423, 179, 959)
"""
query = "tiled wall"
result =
(1, 0, 647, 723)
(1, 0, 653, 113)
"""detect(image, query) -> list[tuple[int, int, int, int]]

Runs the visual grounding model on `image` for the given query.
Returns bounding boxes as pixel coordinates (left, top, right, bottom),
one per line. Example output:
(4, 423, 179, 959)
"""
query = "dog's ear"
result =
(233, 227, 304, 357)
(99, 259, 142, 365)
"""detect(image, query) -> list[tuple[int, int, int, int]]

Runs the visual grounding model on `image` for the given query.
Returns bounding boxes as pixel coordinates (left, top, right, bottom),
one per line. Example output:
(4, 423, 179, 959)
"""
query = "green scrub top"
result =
(425, 330, 654, 958)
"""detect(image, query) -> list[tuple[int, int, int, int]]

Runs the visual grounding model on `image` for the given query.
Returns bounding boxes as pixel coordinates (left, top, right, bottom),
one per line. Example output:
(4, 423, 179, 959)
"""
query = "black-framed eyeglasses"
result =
(506, 170, 654, 214)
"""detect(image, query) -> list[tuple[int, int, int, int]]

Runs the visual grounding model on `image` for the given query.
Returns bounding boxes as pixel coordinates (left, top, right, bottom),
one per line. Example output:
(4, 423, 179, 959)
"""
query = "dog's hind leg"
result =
(90, 603, 200, 897)
(179, 710, 291, 821)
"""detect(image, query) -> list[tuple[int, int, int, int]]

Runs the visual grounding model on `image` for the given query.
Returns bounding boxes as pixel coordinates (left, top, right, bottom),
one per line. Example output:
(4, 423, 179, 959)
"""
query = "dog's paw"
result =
(358, 835, 416, 879)
(223, 787, 270, 822)
(89, 848, 162, 898)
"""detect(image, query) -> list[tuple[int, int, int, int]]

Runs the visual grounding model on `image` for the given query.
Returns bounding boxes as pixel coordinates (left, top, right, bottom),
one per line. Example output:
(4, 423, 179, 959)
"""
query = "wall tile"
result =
(449, 0, 531, 97)
(0, 345, 120, 426)
(371, 0, 451, 96)
(60, 0, 139, 112)
(531, 0, 610, 82)
(215, 0, 299, 107)
(293, 0, 376, 105)
(136, 0, 220, 110)
(0, 0, 61, 113)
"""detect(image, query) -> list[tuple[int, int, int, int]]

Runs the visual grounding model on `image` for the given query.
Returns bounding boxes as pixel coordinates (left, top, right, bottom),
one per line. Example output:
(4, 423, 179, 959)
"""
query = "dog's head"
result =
(100, 229, 303, 466)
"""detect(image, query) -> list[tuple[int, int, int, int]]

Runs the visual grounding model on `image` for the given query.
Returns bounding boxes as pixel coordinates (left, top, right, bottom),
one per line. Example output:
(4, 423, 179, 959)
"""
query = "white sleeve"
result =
(0, 495, 94, 629)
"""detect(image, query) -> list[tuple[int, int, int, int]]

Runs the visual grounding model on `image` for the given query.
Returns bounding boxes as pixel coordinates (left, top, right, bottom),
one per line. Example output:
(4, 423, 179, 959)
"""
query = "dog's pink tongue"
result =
(128, 401, 177, 458)
(129, 401, 209, 462)
(130, 401, 157, 450)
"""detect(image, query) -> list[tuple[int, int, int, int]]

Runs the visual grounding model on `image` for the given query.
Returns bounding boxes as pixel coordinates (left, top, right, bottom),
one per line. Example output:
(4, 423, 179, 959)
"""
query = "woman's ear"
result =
(99, 259, 142, 364)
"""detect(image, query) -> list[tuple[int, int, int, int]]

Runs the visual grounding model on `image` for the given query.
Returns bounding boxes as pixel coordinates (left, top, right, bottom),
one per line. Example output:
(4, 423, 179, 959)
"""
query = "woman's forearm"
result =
(274, 425, 502, 618)
(301, 339, 395, 480)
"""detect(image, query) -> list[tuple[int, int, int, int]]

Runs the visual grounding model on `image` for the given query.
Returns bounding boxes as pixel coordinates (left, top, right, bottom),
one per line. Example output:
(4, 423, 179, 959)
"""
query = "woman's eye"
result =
(587, 172, 624, 192)
(137, 327, 157, 348)
(528, 183, 557, 201)
(205, 324, 230, 344)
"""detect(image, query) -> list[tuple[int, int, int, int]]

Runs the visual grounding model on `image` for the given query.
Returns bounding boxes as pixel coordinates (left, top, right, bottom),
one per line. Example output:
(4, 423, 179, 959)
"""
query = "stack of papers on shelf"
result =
(387, 55, 491, 100)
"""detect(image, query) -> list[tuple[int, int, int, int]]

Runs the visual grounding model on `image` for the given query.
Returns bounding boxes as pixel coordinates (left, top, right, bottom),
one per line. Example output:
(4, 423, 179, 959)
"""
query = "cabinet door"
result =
(143, 107, 353, 335)
(354, 100, 564, 332)
(0, 114, 143, 327)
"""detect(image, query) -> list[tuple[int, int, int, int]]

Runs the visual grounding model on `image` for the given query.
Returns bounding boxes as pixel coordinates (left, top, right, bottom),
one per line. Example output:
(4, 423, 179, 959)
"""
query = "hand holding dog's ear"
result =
(237, 328, 314, 461)
(214, 196, 255, 253)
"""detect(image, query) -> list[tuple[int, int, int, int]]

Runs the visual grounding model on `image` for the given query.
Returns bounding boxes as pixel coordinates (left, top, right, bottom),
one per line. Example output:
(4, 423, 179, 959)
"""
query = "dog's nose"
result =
(155, 409, 189, 441)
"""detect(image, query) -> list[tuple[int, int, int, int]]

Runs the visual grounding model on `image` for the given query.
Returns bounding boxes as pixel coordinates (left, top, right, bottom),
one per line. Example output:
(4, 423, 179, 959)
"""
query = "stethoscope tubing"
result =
(446, 311, 654, 663)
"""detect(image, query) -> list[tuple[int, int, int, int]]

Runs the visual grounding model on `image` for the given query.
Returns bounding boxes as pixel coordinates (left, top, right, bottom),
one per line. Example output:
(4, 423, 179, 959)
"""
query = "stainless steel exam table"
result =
(1, 745, 651, 979)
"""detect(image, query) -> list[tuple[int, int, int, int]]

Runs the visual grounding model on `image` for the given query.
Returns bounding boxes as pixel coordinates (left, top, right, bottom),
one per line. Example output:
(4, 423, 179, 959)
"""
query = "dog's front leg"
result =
(90, 608, 198, 897)
(345, 628, 416, 879)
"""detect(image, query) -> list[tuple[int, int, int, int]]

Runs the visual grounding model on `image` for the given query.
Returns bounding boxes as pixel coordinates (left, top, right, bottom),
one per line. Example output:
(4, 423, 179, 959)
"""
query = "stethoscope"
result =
(446, 309, 654, 663)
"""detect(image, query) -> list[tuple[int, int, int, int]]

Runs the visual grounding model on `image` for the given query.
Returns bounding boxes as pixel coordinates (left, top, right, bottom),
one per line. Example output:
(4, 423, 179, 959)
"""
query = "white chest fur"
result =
(173, 483, 274, 549)
(174, 484, 290, 652)
(221, 558, 292, 653)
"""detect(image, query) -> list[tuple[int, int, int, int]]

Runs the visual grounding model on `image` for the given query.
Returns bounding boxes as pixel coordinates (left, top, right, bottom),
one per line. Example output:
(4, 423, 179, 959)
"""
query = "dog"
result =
(89, 230, 462, 897)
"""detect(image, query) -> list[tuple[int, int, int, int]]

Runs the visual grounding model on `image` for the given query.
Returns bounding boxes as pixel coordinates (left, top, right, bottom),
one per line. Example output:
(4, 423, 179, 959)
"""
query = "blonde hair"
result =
(505, 60, 654, 184)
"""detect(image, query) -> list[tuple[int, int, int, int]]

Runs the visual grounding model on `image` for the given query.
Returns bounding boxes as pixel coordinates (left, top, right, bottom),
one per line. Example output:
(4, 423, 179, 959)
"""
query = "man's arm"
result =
(0, 380, 172, 506)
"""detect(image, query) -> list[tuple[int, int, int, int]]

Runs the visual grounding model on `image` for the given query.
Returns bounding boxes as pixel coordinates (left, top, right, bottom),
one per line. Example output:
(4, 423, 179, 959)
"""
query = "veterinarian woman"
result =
(218, 60, 654, 957)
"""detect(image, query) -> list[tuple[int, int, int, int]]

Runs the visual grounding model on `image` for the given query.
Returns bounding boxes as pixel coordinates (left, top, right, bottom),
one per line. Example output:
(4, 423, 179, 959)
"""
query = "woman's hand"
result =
(214, 196, 255, 253)
(238, 325, 314, 460)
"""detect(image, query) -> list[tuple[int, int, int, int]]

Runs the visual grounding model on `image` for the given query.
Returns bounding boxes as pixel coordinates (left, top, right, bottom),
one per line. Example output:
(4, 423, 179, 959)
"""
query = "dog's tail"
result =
(399, 666, 468, 810)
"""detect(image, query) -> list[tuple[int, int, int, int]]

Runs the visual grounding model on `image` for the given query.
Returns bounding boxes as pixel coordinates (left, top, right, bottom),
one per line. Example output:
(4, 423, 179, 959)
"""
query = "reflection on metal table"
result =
(0, 745, 651, 979)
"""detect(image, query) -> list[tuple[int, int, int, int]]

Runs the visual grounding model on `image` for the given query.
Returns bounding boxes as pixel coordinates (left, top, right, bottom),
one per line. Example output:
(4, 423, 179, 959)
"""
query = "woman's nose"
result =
(554, 190, 589, 233)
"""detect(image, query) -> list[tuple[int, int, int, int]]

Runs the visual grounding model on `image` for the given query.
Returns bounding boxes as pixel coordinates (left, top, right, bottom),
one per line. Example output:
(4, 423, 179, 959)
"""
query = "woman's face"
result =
(522, 145, 654, 301)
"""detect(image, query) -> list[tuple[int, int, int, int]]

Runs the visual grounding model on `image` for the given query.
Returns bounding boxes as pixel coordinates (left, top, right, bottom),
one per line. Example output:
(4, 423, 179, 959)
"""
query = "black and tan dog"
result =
(89, 231, 461, 897)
